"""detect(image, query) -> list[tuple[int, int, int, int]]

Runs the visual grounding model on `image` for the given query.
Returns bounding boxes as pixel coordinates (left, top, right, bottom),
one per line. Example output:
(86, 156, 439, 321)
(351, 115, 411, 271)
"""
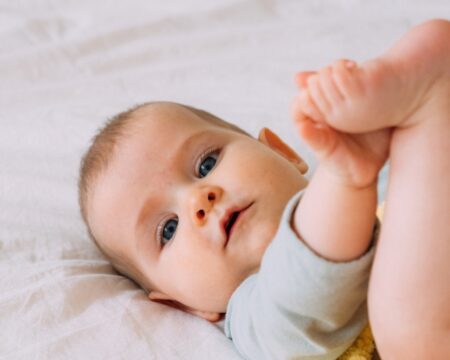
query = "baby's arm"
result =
(293, 165, 377, 261)
(291, 68, 390, 261)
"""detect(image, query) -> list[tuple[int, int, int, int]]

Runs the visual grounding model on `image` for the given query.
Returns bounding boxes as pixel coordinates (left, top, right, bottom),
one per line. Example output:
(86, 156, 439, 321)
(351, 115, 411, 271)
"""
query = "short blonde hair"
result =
(78, 101, 249, 292)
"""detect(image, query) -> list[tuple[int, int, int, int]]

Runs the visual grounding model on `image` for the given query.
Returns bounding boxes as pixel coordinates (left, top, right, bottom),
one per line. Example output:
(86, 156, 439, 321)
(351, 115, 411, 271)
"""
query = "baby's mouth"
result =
(225, 211, 240, 236)
(222, 202, 253, 246)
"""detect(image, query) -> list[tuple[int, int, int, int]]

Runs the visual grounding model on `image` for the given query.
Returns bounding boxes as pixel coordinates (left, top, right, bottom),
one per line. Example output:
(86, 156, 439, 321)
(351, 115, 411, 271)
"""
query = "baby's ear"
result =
(258, 127, 308, 174)
(148, 291, 223, 323)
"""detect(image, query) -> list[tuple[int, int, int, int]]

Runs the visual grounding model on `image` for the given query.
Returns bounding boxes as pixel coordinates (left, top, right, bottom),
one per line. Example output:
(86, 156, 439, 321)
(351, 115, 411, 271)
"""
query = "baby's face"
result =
(89, 104, 307, 314)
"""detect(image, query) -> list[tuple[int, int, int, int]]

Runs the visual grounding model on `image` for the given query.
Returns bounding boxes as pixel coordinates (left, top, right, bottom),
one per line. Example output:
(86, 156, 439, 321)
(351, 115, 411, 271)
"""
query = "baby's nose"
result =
(190, 186, 223, 226)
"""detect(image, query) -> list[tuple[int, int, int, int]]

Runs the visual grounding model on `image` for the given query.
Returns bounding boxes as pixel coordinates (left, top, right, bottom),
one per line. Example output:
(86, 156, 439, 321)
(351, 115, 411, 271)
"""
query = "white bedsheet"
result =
(1, 1, 448, 359)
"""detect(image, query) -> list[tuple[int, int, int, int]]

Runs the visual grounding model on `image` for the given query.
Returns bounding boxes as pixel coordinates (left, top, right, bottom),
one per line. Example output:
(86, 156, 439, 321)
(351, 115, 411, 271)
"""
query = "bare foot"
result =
(295, 19, 450, 133)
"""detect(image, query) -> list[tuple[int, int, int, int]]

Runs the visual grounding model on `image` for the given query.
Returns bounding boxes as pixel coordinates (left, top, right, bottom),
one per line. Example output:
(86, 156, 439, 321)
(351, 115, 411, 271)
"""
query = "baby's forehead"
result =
(127, 103, 217, 140)
(113, 105, 222, 176)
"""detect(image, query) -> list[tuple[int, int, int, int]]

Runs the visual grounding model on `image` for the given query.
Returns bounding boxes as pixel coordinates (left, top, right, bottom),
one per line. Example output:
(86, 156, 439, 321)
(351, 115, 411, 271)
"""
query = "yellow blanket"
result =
(338, 325, 375, 360)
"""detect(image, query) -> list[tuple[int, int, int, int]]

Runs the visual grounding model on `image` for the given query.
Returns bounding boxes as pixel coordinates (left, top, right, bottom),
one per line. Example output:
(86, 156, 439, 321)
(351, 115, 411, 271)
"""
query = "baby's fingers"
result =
(295, 117, 336, 159)
(292, 90, 325, 124)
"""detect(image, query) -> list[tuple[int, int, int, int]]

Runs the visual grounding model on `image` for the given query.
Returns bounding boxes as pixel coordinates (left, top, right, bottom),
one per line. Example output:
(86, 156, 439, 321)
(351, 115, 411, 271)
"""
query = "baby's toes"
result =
(298, 89, 324, 123)
(331, 59, 362, 98)
(295, 71, 316, 89)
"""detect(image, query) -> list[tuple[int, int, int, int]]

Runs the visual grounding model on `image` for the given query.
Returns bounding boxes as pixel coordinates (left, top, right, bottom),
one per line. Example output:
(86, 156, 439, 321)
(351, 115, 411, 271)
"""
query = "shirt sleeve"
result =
(224, 190, 380, 360)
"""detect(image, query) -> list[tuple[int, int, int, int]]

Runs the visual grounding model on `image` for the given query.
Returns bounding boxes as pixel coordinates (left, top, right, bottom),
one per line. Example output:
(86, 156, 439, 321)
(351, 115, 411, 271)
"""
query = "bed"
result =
(1, 1, 448, 359)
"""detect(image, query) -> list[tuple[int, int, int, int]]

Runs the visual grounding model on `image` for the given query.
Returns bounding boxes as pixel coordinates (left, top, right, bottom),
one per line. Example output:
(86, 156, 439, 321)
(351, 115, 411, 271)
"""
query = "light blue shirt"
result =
(225, 191, 379, 360)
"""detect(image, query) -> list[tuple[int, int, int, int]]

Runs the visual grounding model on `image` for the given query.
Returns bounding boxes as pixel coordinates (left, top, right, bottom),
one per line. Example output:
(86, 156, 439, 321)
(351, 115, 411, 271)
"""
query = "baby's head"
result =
(79, 101, 308, 321)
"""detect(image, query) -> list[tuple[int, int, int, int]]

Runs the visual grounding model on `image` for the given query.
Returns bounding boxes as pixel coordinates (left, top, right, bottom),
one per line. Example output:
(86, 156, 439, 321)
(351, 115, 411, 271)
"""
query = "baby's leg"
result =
(368, 23, 450, 357)
(299, 19, 450, 358)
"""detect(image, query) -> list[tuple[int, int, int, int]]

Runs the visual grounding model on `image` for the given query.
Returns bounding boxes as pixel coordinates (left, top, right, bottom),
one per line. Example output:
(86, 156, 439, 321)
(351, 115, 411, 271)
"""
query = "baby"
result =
(78, 19, 450, 359)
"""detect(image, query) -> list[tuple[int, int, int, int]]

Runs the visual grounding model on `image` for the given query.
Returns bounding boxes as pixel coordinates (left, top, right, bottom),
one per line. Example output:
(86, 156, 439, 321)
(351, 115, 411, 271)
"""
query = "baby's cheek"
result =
(249, 214, 277, 257)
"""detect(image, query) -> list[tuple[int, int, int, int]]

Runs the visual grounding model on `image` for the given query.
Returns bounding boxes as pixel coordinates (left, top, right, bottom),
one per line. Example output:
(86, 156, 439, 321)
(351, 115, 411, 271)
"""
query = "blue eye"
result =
(159, 217, 178, 246)
(198, 149, 219, 178)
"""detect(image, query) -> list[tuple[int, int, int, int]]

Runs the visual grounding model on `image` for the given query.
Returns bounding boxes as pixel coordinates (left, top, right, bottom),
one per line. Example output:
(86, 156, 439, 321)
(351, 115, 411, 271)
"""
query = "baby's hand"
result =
(291, 60, 391, 189)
